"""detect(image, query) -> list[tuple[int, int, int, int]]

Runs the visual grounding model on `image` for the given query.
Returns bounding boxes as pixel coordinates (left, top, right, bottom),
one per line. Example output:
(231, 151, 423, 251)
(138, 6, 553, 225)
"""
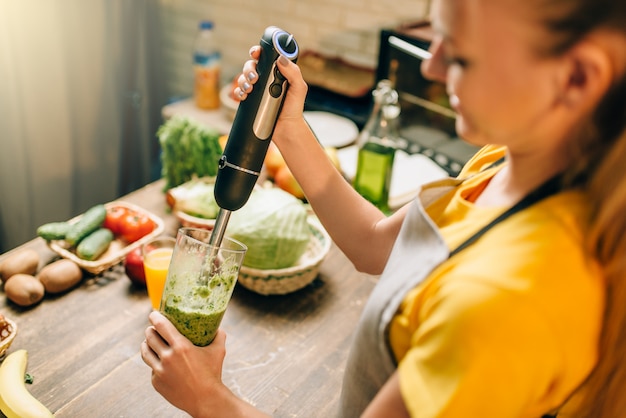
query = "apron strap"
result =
(449, 173, 563, 258)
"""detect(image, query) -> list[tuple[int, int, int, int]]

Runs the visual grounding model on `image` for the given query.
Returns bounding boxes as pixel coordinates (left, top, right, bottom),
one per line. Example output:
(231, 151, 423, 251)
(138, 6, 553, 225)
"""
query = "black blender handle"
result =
(214, 26, 299, 211)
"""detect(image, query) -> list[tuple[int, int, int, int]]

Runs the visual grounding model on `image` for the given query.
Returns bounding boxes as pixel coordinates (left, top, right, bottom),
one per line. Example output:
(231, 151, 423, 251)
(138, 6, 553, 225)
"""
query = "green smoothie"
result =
(161, 270, 237, 346)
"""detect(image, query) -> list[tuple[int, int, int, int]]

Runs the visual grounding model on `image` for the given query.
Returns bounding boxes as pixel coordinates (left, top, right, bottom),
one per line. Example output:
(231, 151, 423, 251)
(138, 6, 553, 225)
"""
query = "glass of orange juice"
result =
(142, 236, 176, 310)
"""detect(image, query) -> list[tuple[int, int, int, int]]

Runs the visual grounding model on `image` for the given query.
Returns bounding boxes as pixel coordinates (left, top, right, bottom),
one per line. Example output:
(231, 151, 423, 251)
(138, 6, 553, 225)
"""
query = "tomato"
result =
(119, 212, 156, 243)
(103, 206, 129, 235)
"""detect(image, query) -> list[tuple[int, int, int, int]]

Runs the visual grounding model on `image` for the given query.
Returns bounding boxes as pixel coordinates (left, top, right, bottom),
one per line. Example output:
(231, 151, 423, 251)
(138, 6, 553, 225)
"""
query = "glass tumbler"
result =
(142, 236, 176, 310)
(159, 227, 247, 346)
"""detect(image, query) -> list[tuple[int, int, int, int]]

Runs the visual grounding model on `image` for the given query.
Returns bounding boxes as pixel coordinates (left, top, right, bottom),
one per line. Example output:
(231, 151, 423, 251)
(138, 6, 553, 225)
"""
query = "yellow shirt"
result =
(390, 146, 604, 417)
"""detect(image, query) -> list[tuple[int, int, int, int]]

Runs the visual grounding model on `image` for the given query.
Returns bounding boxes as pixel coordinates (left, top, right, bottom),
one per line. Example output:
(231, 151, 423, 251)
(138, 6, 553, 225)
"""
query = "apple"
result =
(274, 165, 305, 200)
(124, 247, 146, 286)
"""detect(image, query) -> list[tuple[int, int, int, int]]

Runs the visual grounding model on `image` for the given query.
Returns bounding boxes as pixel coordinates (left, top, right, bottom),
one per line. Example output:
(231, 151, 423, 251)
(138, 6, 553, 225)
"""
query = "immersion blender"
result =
(208, 26, 299, 248)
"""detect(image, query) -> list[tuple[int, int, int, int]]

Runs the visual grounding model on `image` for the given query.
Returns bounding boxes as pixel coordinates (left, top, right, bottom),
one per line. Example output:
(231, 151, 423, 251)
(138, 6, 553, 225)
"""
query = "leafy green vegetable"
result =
(172, 179, 220, 219)
(158, 116, 222, 190)
(227, 188, 311, 269)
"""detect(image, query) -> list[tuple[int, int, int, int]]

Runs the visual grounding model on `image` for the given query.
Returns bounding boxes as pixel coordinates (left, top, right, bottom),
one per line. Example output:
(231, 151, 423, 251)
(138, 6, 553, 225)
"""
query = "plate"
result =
(304, 111, 359, 148)
(47, 201, 165, 274)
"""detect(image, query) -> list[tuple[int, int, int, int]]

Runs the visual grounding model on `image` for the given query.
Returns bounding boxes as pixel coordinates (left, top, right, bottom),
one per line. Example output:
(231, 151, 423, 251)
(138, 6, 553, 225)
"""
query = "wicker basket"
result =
(237, 218, 331, 295)
(0, 318, 17, 360)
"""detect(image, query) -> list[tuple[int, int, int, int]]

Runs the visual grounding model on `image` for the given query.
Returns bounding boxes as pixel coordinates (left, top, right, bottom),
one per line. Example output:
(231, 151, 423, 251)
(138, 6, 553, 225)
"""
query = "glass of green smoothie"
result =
(159, 227, 247, 346)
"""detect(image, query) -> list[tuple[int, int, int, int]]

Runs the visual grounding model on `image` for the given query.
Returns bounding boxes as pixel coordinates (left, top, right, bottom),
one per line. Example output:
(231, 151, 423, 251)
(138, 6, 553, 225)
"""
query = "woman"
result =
(141, 0, 626, 416)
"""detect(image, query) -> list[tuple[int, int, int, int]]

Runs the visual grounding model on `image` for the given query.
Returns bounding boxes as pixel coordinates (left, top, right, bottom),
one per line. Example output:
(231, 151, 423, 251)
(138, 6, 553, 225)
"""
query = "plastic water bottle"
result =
(193, 20, 221, 110)
(353, 80, 402, 213)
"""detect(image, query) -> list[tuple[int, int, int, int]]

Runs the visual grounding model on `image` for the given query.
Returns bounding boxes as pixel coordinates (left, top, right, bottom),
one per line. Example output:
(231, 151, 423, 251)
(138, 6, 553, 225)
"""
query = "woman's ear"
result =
(556, 35, 614, 112)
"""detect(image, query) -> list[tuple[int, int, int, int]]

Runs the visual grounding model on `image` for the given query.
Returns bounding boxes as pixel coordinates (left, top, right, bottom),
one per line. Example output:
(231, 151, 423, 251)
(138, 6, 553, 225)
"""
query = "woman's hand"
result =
(234, 46, 309, 145)
(140, 311, 233, 417)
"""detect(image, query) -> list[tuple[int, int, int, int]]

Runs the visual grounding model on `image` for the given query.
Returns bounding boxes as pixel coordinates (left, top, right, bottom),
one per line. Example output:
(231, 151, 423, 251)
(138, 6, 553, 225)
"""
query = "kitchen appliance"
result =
(299, 52, 375, 128)
(210, 26, 299, 247)
(377, 21, 478, 175)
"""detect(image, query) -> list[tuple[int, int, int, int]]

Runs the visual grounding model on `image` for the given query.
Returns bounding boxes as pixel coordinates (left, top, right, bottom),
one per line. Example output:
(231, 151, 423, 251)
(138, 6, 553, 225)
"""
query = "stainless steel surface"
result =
(208, 208, 231, 248)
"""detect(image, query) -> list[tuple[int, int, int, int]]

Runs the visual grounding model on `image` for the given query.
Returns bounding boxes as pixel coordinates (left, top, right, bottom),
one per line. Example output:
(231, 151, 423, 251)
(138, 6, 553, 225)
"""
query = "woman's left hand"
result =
(140, 310, 229, 417)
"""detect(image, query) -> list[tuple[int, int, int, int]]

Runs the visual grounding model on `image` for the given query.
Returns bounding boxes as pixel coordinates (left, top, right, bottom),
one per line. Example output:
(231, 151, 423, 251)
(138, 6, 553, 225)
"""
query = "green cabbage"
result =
(227, 188, 311, 269)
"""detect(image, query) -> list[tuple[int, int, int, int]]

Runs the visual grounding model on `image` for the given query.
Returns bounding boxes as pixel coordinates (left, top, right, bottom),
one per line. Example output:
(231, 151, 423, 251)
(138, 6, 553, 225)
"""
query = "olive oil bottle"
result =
(353, 80, 402, 213)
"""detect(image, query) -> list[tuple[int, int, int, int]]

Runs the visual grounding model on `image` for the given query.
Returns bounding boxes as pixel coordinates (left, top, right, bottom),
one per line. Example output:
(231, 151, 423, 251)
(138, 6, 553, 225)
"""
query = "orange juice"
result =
(144, 247, 173, 310)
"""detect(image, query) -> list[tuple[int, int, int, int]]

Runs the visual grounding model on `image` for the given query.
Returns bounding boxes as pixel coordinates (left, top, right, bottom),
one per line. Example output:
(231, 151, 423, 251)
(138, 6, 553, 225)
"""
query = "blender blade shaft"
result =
(209, 208, 232, 248)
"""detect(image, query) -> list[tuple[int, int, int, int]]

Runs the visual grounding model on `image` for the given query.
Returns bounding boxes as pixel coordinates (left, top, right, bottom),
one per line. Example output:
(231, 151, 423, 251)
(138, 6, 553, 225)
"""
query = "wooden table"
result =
(0, 179, 377, 417)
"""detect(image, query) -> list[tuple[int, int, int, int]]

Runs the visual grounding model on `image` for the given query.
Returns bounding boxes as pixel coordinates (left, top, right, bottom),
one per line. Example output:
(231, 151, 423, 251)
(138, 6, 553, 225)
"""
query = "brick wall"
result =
(158, 0, 431, 100)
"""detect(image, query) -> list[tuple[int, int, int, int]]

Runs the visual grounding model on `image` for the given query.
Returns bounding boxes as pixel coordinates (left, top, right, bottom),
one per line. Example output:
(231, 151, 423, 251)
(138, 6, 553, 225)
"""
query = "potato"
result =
(0, 248, 40, 283)
(4, 274, 45, 307)
(38, 259, 83, 294)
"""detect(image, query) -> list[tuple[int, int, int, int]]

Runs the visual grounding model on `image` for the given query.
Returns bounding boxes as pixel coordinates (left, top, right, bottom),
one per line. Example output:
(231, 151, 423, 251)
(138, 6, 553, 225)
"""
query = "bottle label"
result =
(193, 51, 221, 110)
(193, 52, 221, 67)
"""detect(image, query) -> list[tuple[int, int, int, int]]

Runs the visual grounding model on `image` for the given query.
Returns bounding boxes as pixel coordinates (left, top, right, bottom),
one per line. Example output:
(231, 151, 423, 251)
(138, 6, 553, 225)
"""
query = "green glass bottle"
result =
(353, 80, 402, 213)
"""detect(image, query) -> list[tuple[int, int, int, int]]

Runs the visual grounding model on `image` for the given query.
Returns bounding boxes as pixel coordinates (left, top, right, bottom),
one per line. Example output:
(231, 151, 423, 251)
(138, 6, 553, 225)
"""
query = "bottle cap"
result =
(199, 21, 214, 30)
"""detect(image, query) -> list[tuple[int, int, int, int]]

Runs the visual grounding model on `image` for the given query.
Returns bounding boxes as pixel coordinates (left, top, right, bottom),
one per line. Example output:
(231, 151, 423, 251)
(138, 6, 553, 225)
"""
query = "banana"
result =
(0, 349, 53, 418)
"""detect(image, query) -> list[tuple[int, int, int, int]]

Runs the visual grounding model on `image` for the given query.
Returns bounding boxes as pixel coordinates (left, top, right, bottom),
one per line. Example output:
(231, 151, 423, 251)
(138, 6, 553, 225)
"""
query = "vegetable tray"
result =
(46, 201, 165, 274)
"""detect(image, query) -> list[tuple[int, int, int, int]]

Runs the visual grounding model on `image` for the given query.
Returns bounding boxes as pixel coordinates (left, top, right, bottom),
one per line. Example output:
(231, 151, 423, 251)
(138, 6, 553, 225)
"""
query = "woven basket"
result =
(0, 318, 17, 360)
(237, 218, 331, 295)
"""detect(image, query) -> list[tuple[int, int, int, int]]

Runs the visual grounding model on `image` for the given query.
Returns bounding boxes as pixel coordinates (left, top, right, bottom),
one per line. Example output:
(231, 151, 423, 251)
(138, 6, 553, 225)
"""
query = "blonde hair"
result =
(577, 80, 626, 417)
(534, 1, 626, 416)
(580, 149, 626, 418)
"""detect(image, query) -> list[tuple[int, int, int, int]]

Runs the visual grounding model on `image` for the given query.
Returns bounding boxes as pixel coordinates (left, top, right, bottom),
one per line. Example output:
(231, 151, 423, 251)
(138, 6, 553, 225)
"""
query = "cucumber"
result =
(37, 222, 71, 241)
(65, 204, 107, 246)
(76, 228, 114, 261)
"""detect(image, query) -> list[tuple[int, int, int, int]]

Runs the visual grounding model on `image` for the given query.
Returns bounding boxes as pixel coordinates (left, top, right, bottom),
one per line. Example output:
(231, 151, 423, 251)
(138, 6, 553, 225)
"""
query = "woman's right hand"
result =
(234, 46, 309, 143)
